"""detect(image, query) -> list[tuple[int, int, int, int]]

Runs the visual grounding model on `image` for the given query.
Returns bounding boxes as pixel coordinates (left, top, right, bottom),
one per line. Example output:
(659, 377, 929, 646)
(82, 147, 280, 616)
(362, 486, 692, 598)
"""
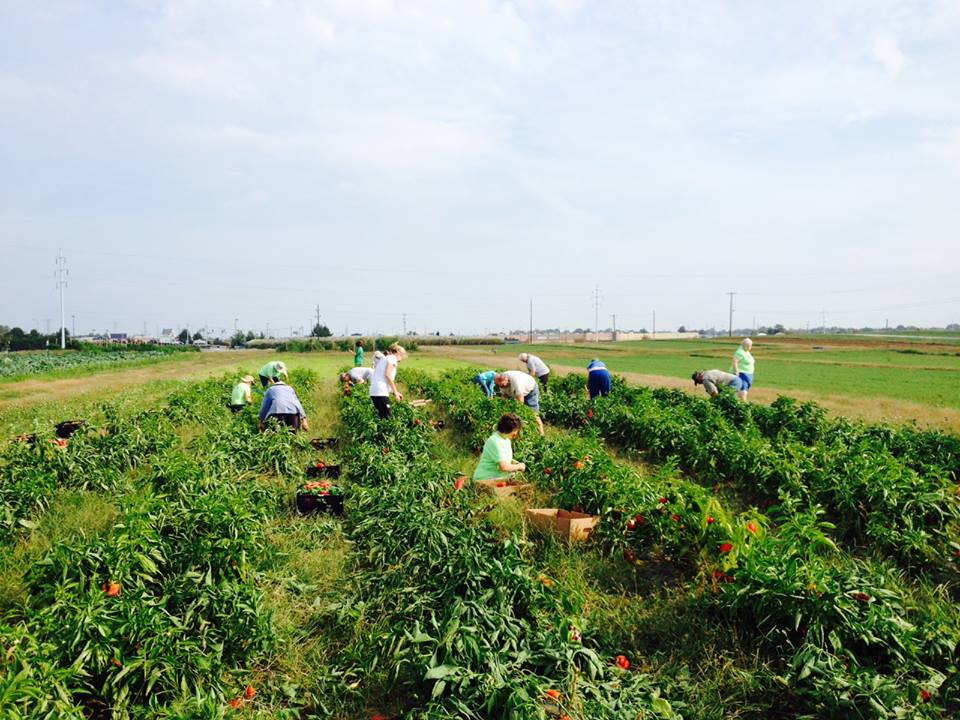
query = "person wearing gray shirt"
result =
(258, 380, 310, 431)
(692, 369, 743, 397)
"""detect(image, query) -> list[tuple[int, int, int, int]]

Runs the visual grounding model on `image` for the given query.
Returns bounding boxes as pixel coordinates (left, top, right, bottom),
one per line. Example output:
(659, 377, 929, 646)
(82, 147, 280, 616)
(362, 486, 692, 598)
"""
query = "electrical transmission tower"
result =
(55, 250, 69, 349)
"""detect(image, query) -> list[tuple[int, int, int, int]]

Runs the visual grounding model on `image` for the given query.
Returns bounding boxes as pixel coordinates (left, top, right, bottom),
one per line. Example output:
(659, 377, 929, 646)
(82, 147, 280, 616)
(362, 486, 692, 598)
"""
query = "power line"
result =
(726, 291, 736, 338)
(592, 285, 602, 342)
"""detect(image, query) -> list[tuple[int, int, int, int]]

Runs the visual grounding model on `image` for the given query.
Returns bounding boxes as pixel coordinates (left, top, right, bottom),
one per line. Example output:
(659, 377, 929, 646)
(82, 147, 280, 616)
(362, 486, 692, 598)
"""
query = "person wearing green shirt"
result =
(473, 413, 526, 481)
(730, 338, 755, 401)
(354, 342, 364, 367)
(258, 360, 288, 388)
(229, 375, 255, 413)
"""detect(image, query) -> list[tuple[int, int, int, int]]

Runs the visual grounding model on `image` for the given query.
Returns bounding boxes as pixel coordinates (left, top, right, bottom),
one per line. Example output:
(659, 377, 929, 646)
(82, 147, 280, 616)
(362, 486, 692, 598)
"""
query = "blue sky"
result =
(2, 0, 959, 336)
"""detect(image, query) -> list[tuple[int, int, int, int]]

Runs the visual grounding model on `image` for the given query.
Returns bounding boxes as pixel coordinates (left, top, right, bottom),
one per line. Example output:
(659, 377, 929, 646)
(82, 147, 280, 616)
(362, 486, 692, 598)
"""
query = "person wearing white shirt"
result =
(518, 352, 550, 389)
(369, 343, 407, 418)
(341, 366, 374, 384)
(495, 370, 544, 435)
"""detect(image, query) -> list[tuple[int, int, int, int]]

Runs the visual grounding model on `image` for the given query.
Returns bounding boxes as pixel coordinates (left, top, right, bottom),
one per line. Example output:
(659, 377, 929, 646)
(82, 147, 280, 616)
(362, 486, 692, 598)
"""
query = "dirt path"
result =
(0, 350, 267, 413)
(421, 346, 960, 434)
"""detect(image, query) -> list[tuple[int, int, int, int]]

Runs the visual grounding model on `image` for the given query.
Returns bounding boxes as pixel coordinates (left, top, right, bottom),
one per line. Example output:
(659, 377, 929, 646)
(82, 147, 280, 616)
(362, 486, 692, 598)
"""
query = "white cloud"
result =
(872, 32, 907, 77)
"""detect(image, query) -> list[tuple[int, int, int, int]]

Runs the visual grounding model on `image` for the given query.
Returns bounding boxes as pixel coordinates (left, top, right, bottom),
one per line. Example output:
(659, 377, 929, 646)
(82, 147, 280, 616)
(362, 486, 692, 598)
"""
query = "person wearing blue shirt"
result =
(473, 370, 498, 397)
(258, 378, 310, 432)
(587, 359, 611, 399)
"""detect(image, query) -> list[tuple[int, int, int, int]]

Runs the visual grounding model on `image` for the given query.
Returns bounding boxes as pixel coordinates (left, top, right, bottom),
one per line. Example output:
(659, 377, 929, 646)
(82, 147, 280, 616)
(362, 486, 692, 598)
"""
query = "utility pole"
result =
(402, 313, 407, 336)
(315, 304, 321, 335)
(55, 249, 68, 348)
(592, 285, 601, 342)
(528, 299, 533, 344)
(71, 314, 76, 338)
(611, 314, 617, 341)
(726, 291, 736, 338)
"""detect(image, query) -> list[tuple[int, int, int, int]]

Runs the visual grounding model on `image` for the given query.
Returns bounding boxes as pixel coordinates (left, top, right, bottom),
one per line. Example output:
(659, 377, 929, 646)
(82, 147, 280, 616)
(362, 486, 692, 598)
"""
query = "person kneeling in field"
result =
(229, 374, 255, 413)
(259, 374, 310, 432)
(495, 370, 545, 435)
(473, 413, 526, 482)
(692, 369, 743, 398)
(340, 366, 374, 384)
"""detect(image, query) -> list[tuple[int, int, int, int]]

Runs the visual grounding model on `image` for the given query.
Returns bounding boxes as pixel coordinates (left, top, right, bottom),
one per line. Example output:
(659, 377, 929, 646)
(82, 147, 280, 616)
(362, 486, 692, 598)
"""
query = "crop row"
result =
(539, 374, 960, 569)
(408, 369, 960, 717)
(0, 373, 316, 718)
(327, 382, 681, 719)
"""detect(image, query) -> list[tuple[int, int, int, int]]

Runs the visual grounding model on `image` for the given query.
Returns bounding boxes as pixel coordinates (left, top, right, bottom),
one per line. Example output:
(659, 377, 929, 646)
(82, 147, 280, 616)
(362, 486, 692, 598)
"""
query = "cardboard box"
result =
(525, 508, 598, 543)
(475, 478, 531, 497)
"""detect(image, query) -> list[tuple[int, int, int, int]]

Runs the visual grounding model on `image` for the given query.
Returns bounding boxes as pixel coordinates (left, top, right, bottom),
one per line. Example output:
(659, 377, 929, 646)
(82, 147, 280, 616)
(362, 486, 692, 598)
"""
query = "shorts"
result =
(259, 374, 270, 388)
(372, 395, 392, 419)
(523, 384, 540, 412)
(265, 413, 302, 430)
(588, 370, 611, 399)
(727, 377, 744, 392)
(738, 373, 753, 390)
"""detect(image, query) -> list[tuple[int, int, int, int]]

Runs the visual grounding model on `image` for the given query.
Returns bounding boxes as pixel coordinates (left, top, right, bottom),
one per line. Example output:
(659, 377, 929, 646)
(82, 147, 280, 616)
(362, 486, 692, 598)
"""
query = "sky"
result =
(2, 0, 960, 337)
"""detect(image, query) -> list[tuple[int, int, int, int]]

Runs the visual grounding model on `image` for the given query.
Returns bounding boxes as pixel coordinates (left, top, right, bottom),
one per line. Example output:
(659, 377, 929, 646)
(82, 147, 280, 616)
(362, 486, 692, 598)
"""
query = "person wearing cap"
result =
(692, 369, 743, 398)
(340, 366, 374, 384)
(473, 413, 526, 481)
(473, 370, 498, 397)
(586, 359, 611, 399)
(369, 343, 407, 419)
(730, 338, 755, 401)
(259, 375, 310, 432)
(354, 341, 364, 367)
(494, 371, 544, 435)
(518, 352, 550, 389)
(258, 360, 287, 388)
(229, 375, 255, 413)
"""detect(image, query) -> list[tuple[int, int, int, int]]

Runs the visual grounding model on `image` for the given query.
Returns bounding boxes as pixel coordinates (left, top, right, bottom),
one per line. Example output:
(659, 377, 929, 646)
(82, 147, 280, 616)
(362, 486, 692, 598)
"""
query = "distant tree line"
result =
(0, 326, 78, 351)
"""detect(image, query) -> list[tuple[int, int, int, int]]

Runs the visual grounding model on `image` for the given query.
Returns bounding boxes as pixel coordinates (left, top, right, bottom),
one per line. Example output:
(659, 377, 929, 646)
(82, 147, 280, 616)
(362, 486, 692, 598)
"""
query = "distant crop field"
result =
(0, 349, 188, 381)
(492, 337, 960, 411)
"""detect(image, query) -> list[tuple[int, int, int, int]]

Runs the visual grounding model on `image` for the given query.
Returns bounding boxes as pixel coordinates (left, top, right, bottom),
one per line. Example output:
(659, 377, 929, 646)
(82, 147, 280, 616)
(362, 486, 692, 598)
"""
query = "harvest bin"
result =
(525, 508, 598, 543)
(296, 492, 344, 516)
(309, 437, 339, 450)
(474, 479, 531, 497)
(55, 419, 86, 438)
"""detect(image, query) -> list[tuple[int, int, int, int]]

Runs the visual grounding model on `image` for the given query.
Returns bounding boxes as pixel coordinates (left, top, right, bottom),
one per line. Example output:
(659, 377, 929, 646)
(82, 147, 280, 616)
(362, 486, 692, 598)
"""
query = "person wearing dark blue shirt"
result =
(587, 359, 611, 399)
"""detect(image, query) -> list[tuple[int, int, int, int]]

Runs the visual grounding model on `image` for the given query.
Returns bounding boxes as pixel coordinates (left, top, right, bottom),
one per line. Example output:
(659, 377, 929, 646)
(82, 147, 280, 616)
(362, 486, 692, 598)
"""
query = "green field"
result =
(3, 354, 959, 718)
(4, 335, 959, 442)
(495, 338, 960, 409)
